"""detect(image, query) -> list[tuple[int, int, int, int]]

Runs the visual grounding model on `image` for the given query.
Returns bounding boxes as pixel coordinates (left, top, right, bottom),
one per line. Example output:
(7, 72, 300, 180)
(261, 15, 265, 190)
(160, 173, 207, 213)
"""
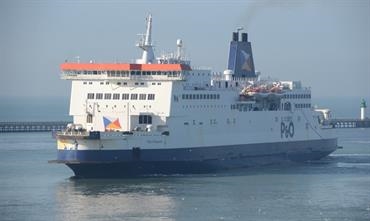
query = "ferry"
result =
(52, 15, 338, 178)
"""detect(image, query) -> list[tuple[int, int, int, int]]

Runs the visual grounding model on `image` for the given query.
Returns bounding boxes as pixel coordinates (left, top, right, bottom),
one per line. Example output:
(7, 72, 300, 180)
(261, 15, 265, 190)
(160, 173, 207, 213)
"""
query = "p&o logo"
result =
(281, 121, 294, 138)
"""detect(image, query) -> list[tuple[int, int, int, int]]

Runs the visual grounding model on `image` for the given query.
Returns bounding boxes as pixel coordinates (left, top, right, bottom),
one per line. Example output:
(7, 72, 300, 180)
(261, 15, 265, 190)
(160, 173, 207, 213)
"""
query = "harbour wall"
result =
(0, 121, 70, 133)
(322, 119, 370, 129)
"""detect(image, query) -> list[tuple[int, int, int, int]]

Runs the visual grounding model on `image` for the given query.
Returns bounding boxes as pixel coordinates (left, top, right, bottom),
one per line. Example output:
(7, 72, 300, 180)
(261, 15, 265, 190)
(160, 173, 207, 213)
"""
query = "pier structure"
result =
(317, 99, 370, 129)
(0, 121, 70, 133)
(323, 118, 370, 129)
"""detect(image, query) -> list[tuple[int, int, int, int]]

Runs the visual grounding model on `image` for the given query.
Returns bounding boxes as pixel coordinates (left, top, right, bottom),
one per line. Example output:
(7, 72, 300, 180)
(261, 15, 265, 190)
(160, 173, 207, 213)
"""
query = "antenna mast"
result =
(136, 14, 155, 64)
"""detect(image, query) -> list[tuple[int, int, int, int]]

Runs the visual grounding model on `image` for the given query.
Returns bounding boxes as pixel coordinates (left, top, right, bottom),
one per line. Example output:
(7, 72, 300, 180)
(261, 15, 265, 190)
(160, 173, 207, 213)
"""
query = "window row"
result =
(294, 103, 311, 109)
(282, 94, 311, 99)
(230, 104, 254, 111)
(87, 93, 155, 101)
(64, 70, 181, 76)
(84, 81, 162, 86)
(108, 70, 181, 77)
(182, 94, 220, 100)
(182, 104, 228, 109)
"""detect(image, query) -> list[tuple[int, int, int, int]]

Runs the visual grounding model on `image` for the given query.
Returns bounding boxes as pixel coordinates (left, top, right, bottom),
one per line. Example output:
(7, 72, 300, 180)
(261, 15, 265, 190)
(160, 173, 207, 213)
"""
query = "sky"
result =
(0, 0, 369, 99)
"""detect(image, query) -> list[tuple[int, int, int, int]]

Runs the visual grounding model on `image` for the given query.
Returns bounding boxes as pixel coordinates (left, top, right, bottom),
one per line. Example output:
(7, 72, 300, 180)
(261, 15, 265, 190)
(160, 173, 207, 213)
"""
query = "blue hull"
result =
(55, 138, 338, 178)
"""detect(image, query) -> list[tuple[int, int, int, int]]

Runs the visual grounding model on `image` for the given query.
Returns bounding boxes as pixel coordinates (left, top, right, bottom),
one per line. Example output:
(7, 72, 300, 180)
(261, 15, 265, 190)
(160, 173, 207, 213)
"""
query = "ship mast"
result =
(136, 14, 155, 64)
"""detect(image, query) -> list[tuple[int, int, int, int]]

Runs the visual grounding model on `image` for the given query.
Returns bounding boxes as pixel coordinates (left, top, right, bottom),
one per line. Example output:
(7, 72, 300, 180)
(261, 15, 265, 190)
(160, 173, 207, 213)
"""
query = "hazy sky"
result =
(0, 0, 369, 98)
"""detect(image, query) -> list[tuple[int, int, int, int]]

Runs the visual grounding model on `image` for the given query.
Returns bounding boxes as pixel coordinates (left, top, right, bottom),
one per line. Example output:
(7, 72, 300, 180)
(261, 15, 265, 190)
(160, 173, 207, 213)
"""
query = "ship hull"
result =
(56, 138, 337, 178)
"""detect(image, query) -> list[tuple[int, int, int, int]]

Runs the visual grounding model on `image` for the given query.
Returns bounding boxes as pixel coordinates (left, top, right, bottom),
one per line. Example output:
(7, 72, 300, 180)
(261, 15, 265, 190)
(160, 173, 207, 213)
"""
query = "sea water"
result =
(0, 129, 369, 221)
(0, 97, 369, 220)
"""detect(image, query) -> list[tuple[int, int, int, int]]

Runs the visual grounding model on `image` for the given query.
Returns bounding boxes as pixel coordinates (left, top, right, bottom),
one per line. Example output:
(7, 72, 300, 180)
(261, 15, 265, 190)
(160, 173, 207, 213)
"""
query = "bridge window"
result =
(120, 72, 125, 76)
(122, 93, 129, 100)
(87, 93, 94, 99)
(104, 93, 111, 100)
(113, 93, 120, 100)
(139, 94, 146, 100)
(139, 115, 152, 124)
(148, 94, 155, 100)
(96, 93, 103, 100)
(131, 94, 138, 100)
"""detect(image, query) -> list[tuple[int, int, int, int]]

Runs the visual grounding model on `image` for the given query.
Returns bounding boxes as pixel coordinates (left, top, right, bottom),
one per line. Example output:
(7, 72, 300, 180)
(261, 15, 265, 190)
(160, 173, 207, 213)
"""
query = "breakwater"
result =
(0, 121, 70, 133)
(323, 118, 370, 128)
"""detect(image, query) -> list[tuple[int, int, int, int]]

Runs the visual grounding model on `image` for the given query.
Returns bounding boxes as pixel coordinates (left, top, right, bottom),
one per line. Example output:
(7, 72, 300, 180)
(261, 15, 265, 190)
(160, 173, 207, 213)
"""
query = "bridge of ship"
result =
(60, 63, 191, 80)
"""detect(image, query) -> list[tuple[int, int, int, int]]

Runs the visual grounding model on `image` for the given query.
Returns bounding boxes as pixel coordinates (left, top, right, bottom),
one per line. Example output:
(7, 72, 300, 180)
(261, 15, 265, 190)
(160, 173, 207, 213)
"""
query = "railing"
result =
(56, 130, 90, 137)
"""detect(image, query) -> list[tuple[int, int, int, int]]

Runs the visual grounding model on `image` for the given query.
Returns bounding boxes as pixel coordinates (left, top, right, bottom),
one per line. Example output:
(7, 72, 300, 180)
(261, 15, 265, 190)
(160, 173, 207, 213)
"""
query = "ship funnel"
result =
(232, 32, 238, 41)
(241, 33, 248, 42)
(227, 31, 256, 78)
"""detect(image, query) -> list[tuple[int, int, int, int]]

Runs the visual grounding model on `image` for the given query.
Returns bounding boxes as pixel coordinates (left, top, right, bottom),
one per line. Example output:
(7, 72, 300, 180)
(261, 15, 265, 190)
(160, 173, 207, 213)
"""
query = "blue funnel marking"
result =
(227, 33, 256, 78)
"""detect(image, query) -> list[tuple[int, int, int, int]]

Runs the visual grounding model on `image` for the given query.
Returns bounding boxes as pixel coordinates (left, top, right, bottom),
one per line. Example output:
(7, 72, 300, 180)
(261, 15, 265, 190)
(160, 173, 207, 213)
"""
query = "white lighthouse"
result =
(361, 99, 367, 120)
